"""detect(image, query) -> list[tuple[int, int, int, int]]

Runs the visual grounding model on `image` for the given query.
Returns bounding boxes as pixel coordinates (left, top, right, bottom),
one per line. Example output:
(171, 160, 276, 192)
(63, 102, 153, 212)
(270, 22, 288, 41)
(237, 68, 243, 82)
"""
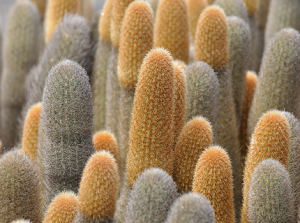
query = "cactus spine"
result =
(248, 159, 295, 223)
(214, 0, 249, 23)
(21, 103, 42, 161)
(194, 6, 241, 217)
(192, 146, 235, 223)
(1, 1, 40, 150)
(44, 0, 79, 43)
(154, 0, 189, 63)
(247, 28, 300, 138)
(125, 168, 178, 223)
(92, 0, 114, 132)
(74, 151, 118, 223)
(93, 131, 118, 163)
(41, 60, 94, 203)
(241, 110, 290, 223)
(126, 48, 175, 188)
(0, 150, 42, 223)
(43, 192, 79, 223)
(166, 193, 216, 223)
(187, 0, 207, 39)
(173, 117, 213, 193)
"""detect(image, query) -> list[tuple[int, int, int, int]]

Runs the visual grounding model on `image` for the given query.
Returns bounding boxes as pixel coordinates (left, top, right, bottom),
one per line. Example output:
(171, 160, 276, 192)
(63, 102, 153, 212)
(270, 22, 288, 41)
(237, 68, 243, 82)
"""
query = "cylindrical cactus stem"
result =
(92, 0, 114, 132)
(265, 0, 300, 46)
(166, 193, 216, 223)
(240, 71, 257, 165)
(227, 16, 250, 124)
(173, 117, 213, 193)
(43, 191, 79, 223)
(0, 150, 42, 223)
(44, 0, 79, 43)
(74, 151, 118, 223)
(20, 0, 47, 19)
(248, 159, 295, 223)
(93, 131, 118, 163)
(125, 168, 178, 223)
(154, 0, 189, 63)
(187, 0, 207, 39)
(78, 0, 95, 25)
(1, 1, 41, 150)
(192, 146, 235, 223)
(114, 175, 131, 223)
(41, 60, 94, 204)
(241, 110, 290, 223)
(126, 48, 175, 188)
(214, 0, 249, 23)
(21, 103, 42, 161)
(194, 6, 241, 217)
(247, 28, 300, 138)
(185, 61, 219, 141)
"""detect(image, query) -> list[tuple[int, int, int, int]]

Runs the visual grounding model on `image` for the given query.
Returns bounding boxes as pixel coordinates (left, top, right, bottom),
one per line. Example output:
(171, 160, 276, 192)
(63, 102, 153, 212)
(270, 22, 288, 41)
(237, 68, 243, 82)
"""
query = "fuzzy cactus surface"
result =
(93, 131, 118, 163)
(20, 0, 47, 19)
(214, 0, 249, 23)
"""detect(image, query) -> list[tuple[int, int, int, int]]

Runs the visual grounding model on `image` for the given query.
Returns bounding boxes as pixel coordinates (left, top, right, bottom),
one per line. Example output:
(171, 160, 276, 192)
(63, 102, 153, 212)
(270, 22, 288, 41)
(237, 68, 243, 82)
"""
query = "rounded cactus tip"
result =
(43, 191, 79, 223)
(194, 5, 228, 71)
(99, 0, 114, 41)
(77, 151, 118, 221)
(93, 130, 118, 163)
(166, 192, 216, 223)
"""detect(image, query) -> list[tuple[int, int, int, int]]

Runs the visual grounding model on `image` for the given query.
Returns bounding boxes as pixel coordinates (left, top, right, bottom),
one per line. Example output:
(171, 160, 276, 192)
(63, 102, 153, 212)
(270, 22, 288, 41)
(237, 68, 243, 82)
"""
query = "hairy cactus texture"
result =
(43, 191, 79, 223)
(114, 177, 131, 223)
(214, 0, 249, 23)
(1, 1, 40, 150)
(240, 72, 257, 165)
(188, 0, 207, 39)
(265, 0, 300, 45)
(93, 131, 118, 163)
(254, 0, 271, 72)
(0, 150, 42, 223)
(44, 0, 79, 43)
(247, 28, 300, 138)
(194, 6, 241, 217)
(21, 103, 42, 161)
(154, 0, 189, 63)
(241, 110, 290, 223)
(248, 159, 295, 223)
(78, 0, 95, 24)
(185, 62, 219, 140)
(173, 117, 213, 193)
(281, 112, 300, 218)
(92, 0, 114, 132)
(126, 48, 175, 188)
(227, 16, 250, 124)
(11, 220, 32, 223)
(125, 168, 178, 223)
(41, 60, 94, 204)
(74, 151, 118, 223)
(20, 0, 47, 19)
(166, 193, 215, 223)
(192, 146, 235, 223)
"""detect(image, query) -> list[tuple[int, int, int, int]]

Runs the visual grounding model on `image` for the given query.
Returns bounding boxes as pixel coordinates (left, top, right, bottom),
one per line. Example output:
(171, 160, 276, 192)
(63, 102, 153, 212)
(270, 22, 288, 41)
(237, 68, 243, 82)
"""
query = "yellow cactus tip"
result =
(99, 0, 114, 41)
(93, 131, 118, 163)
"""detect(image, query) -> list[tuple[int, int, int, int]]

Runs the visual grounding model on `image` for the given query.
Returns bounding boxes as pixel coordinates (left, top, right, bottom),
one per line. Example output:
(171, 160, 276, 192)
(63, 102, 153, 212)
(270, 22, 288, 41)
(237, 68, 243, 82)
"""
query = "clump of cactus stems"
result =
(265, 0, 300, 46)
(187, 0, 207, 39)
(1, 0, 41, 150)
(74, 151, 118, 223)
(194, 6, 241, 217)
(192, 146, 235, 223)
(93, 131, 118, 163)
(248, 159, 295, 222)
(214, 0, 249, 23)
(125, 168, 178, 223)
(0, 150, 42, 222)
(126, 48, 175, 188)
(241, 110, 290, 223)
(227, 16, 250, 124)
(92, 0, 114, 132)
(78, 0, 95, 24)
(173, 117, 213, 193)
(117, 0, 154, 187)
(185, 61, 219, 139)
(21, 103, 42, 161)
(40, 60, 94, 205)
(166, 193, 216, 223)
(154, 0, 189, 64)
(247, 28, 300, 138)
(43, 191, 79, 223)
(44, 0, 79, 43)
(240, 71, 257, 165)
